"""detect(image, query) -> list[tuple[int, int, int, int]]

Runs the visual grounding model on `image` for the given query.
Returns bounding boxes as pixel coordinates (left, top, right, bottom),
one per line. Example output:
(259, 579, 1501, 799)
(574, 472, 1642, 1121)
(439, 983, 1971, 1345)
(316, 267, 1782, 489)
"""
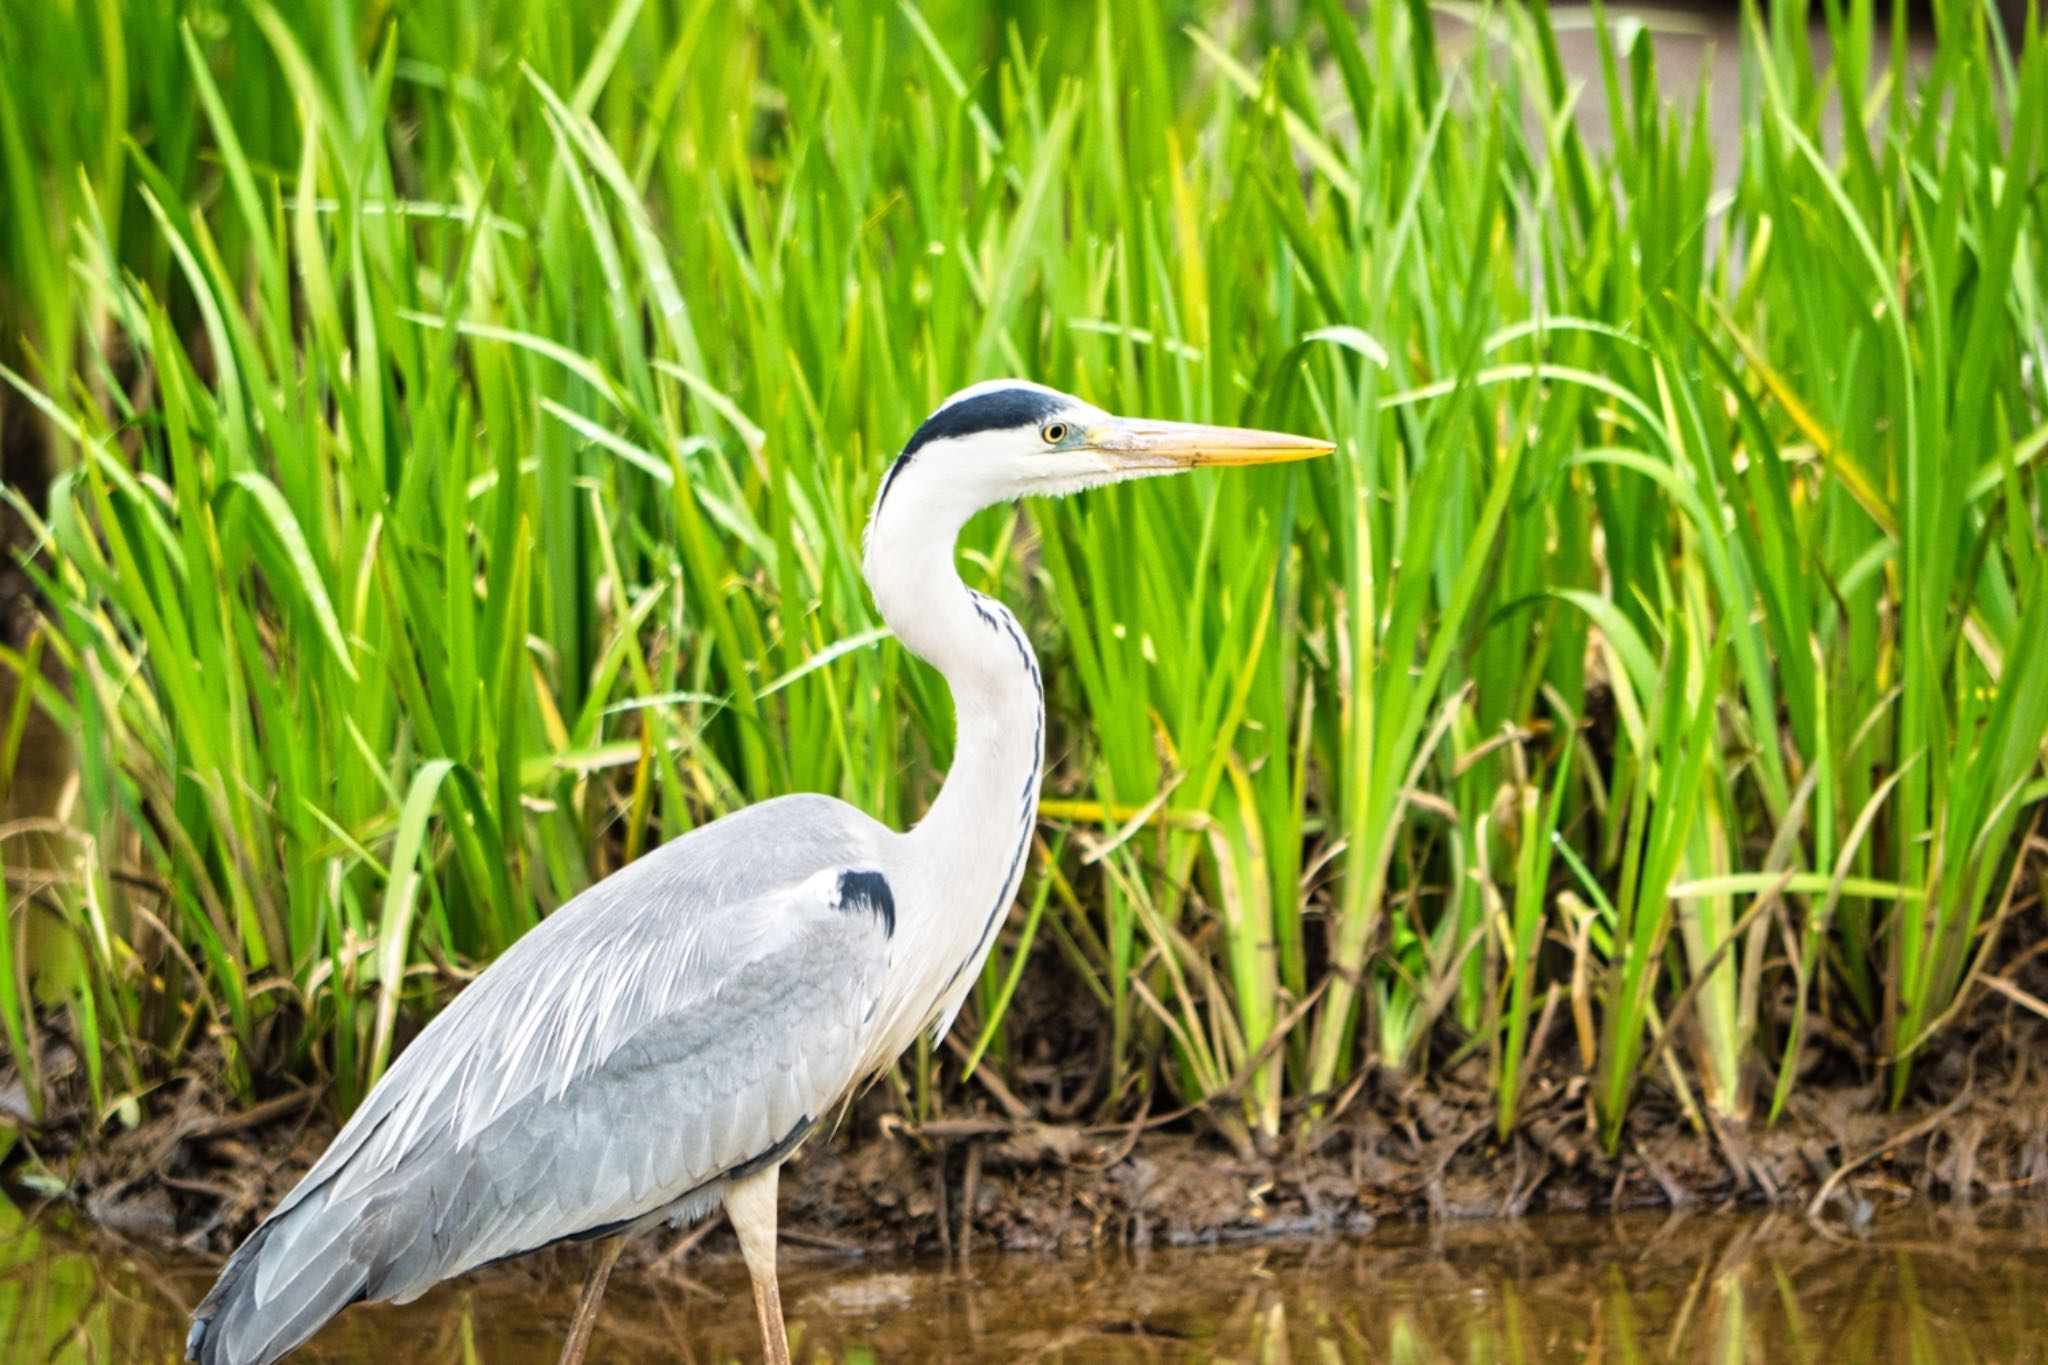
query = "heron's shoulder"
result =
(703, 792, 892, 845)
(560, 793, 892, 921)
(650, 793, 891, 873)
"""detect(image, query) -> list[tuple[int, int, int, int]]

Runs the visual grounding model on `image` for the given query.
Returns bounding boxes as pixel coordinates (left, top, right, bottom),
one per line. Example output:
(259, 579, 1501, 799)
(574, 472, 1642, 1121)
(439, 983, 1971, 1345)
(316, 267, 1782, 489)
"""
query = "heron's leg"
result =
(557, 1234, 625, 1365)
(724, 1165, 791, 1365)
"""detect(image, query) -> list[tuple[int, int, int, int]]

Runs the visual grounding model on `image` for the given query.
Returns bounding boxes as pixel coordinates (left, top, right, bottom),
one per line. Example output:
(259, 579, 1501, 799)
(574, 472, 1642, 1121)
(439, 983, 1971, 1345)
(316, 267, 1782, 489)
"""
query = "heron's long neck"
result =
(865, 503, 1044, 1027)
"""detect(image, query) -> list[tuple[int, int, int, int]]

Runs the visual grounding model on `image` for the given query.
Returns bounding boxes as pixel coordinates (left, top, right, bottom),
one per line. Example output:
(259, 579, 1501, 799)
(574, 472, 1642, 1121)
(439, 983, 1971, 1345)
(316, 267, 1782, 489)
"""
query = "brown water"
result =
(7, 1202, 2048, 1362)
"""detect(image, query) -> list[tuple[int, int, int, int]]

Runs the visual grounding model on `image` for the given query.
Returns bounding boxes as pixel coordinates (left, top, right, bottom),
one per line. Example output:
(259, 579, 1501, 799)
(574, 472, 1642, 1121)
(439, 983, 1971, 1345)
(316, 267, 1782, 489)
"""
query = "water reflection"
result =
(5, 1199, 2048, 1362)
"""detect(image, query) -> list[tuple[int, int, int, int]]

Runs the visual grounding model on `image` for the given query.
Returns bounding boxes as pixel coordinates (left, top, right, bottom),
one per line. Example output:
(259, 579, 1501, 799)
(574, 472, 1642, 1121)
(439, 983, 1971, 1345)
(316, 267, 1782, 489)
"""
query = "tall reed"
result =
(1, 0, 2041, 1152)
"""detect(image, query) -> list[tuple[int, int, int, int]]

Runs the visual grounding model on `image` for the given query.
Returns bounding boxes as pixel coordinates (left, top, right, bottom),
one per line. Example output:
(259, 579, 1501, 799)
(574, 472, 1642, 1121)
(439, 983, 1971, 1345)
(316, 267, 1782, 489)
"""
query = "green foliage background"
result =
(1, 0, 2044, 1156)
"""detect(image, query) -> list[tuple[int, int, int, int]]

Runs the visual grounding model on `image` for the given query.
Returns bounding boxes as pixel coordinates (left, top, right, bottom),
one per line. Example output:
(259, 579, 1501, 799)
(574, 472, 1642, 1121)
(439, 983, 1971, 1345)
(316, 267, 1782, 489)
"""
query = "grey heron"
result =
(185, 381, 1331, 1364)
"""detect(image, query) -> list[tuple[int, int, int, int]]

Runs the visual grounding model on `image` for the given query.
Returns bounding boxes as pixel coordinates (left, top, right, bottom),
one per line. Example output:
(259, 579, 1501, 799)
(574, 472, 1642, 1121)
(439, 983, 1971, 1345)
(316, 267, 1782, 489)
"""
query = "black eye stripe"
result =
(876, 387, 1072, 514)
(898, 389, 1067, 460)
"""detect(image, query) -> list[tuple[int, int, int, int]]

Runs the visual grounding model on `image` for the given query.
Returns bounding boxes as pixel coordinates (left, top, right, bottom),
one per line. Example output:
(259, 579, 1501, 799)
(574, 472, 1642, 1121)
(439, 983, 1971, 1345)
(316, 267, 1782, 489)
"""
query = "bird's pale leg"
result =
(557, 1234, 625, 1365)
(725, 1165, 791, 1365)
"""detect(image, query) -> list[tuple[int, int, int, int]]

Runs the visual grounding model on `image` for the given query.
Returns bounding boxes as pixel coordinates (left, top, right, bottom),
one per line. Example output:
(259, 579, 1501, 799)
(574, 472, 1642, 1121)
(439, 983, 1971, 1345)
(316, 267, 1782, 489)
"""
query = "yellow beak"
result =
(1092, 418, 1335, 469)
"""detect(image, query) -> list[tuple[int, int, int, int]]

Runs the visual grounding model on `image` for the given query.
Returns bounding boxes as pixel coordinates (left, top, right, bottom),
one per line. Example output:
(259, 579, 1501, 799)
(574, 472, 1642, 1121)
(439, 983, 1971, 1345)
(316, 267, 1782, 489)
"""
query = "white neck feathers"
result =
(863, 461, 1046, 1047)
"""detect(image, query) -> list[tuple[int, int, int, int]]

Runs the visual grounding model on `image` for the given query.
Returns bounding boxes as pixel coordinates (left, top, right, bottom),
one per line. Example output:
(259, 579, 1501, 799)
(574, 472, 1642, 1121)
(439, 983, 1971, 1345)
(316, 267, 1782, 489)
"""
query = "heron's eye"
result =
(1041, 422, 1070, 445)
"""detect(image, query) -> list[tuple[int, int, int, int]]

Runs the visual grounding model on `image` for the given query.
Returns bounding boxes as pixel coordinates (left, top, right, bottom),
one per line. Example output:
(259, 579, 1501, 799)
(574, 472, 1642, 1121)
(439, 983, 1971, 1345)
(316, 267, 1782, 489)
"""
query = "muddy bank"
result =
(10, 1010, 2048, 1268)
(770, 1054, 2048, 1259)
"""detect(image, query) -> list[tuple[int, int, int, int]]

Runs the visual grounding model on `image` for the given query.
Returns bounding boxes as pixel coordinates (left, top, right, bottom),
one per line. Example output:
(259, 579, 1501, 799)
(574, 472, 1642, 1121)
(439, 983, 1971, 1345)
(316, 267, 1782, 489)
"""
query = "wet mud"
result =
(14, 1011, 2048, 1270)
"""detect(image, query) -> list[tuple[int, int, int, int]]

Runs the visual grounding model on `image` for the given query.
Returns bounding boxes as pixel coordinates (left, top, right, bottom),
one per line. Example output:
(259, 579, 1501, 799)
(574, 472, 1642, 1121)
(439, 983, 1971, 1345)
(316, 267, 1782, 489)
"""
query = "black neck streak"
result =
(935, 590, 1043, 1008)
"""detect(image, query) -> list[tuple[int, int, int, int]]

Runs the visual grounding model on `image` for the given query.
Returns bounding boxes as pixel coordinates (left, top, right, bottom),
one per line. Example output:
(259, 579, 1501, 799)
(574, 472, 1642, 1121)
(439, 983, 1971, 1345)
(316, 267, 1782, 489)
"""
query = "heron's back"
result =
(187, 794, 895, 1365)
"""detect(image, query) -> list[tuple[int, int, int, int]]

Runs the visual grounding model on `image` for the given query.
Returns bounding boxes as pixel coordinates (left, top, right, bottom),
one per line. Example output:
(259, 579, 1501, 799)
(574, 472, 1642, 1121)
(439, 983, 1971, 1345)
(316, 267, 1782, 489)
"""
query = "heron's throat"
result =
(864, 504, 1046, 1031)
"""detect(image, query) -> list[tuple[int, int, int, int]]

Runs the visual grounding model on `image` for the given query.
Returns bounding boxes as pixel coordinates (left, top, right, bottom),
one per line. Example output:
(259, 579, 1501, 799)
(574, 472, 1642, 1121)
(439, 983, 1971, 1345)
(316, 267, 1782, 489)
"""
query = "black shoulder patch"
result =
(835, 869, 896, 937)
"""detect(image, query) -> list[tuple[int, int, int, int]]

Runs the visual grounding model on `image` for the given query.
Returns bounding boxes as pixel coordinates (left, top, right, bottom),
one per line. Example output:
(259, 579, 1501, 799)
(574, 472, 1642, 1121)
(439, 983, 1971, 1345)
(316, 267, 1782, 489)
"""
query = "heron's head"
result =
(869, 380, 1333, 537)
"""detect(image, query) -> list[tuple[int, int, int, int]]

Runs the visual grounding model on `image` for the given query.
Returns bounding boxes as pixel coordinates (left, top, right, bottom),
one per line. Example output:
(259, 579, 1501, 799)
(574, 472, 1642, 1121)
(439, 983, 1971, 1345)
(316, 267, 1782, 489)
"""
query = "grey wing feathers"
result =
(188, 796, 891, 1365)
